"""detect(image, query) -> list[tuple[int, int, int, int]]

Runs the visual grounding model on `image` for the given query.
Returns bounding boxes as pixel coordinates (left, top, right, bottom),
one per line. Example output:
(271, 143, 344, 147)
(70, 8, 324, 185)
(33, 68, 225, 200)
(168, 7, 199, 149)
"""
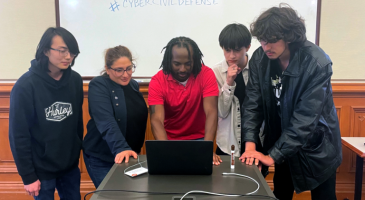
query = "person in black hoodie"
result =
(83, 45, 148, 188)
(9, 27, 83, 200)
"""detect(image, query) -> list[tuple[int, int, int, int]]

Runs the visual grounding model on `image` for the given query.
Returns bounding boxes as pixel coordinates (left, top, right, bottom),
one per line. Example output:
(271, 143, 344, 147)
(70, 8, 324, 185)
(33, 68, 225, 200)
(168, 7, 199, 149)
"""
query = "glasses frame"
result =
(108, 64, 136, 75)
(50, 48, 77, 58)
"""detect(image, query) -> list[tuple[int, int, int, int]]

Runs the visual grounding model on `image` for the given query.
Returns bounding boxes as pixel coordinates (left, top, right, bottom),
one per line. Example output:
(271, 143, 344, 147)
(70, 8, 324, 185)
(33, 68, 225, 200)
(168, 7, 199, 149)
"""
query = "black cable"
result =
(84, 189, 279, 200)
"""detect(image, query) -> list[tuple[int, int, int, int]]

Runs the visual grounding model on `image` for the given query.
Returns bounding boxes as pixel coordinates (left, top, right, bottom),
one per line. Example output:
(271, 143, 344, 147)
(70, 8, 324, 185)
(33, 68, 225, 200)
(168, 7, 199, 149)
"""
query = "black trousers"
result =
(273, 161, 337, 200)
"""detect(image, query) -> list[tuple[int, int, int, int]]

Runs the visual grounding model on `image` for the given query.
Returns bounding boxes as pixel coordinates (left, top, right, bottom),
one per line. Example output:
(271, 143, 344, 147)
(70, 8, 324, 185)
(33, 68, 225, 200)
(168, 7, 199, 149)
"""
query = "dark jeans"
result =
(273, 161, 337, 200)
(83, 152, 114, 189)
(34, 167, 80, 200)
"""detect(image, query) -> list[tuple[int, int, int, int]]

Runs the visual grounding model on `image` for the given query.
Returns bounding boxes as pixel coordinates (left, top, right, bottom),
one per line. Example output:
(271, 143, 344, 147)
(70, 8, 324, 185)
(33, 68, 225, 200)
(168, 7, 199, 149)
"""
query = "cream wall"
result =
(0, 0, 55, 80)
(0, 0, 364, 81)
(320, 0, 365, 81)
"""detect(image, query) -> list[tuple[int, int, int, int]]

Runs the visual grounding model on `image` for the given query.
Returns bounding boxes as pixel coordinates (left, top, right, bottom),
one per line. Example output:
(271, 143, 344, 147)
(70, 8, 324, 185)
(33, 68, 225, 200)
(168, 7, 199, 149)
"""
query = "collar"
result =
(282, 42, 306, 77)
(282, 52, 300, 77)
(166, 73, 195, 82)
(220, 53, 250, 73)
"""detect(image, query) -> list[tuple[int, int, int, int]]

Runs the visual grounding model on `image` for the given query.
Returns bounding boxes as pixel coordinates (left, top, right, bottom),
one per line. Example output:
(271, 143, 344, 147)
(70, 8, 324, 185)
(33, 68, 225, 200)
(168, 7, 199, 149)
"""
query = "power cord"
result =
(179, 172, 260, 199)
(123, 156, 147, 174)
(83, 190, 278, 200)
(223, 172, 260, 195)
(84, 170, 278, 200)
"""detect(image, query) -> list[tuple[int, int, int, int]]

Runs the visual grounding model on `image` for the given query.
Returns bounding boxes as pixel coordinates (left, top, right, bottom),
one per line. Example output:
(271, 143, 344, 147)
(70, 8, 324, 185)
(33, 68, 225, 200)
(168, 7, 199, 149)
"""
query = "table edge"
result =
(341, 138, 365, 158)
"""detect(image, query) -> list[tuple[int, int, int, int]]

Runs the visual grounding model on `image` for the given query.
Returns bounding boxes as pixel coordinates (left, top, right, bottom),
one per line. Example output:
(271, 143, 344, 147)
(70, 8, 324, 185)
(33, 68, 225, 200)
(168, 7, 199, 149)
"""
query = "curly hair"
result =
(250, 3, 306, 44)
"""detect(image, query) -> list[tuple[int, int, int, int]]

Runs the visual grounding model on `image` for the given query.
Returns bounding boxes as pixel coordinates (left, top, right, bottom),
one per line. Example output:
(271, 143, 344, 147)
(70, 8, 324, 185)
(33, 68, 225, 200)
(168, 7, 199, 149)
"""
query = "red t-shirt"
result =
(148, 65, 219, 140)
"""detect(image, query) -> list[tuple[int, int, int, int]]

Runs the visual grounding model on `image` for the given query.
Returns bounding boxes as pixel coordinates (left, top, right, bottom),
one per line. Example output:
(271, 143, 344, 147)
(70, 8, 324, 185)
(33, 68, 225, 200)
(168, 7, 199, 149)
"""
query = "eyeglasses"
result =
(108, 65, 136, 75)
(50, 48, 77, 58)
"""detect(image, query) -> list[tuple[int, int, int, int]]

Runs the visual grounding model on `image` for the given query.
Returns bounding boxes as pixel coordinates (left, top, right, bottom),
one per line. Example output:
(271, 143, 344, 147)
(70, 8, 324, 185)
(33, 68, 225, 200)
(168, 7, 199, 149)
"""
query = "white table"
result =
(341, 137, 365, 200)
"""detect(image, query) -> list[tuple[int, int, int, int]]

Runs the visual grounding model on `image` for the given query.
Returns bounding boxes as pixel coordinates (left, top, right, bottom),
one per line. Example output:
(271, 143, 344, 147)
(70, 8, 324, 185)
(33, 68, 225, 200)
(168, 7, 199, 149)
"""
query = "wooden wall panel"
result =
(0, 115, 17, 174)
(0, 82, 364, 200)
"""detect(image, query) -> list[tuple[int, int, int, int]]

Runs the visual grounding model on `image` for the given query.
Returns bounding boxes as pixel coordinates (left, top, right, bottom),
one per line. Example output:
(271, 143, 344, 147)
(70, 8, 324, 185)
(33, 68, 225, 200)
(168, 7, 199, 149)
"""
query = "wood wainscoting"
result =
(0, 82, 364, 200)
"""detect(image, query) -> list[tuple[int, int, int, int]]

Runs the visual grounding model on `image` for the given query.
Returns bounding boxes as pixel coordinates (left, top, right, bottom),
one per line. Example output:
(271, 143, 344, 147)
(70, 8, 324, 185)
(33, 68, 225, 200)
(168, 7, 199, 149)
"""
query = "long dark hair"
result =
(35, 27, 79, 70)
(160, 36, 204, 77)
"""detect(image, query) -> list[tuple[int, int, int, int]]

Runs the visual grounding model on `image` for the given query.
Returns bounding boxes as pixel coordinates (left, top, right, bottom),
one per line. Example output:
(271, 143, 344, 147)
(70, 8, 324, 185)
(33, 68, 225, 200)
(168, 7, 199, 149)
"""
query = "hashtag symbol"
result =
(109, 0, 120, 12)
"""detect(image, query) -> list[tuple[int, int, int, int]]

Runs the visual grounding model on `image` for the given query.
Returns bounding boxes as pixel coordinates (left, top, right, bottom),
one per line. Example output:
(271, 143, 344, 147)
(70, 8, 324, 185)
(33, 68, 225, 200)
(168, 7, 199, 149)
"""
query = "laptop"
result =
(145, 140, 213, 175)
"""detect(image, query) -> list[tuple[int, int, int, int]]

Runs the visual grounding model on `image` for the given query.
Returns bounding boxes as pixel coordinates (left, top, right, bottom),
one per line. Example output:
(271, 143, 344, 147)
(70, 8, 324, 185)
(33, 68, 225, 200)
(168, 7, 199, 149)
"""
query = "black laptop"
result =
(145, 140, 213, 175)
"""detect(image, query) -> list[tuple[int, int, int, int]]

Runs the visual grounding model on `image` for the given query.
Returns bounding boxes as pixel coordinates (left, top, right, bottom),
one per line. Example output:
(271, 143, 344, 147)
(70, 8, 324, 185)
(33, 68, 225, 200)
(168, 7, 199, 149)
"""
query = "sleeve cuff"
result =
(222, 82, 236, 94)
(147, 102, 164, 106)
(243, 132, 260, 145)
(268, 146, 286, 164)
(114, 146, 132, 157)
(21, 172, 38, 185)
(243, 139, 257, 144)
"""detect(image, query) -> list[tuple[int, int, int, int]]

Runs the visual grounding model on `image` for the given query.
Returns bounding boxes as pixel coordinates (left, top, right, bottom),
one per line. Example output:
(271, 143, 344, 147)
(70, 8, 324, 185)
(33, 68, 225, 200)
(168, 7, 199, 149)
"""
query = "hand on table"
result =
(115, 150, 137, 164)
(213, 152, 223, 165)
(239, 150, 275, 167)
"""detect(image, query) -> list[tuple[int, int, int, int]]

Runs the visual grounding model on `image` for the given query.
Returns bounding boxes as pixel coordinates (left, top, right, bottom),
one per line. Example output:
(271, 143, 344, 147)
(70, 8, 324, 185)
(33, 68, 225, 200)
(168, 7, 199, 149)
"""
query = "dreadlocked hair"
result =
(160, 36, 204, 77)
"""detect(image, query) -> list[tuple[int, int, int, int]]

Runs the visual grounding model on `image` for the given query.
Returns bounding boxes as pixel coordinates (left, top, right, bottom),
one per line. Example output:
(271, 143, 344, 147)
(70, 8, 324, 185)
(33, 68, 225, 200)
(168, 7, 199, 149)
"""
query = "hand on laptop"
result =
(115, 150, 137, 164)
(213, 152, 222, 165)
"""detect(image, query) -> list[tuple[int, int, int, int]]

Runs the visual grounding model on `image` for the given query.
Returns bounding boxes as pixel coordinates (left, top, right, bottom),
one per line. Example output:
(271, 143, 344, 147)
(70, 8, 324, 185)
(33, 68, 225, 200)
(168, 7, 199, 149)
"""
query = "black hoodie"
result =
(9, 59, 83, 185)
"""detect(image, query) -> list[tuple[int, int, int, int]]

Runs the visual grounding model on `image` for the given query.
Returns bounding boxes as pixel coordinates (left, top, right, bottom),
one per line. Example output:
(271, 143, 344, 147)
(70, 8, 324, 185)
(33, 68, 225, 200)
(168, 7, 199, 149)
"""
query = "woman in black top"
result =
(83, 46, 148, 188)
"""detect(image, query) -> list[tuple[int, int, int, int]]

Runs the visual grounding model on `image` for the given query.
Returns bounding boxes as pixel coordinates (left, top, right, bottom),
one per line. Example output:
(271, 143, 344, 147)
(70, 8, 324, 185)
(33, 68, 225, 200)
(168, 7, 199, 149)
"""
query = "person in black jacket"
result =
(239, 4, 342, 200)
(83, 45, 148, 188)
(9, 27, 83, 200)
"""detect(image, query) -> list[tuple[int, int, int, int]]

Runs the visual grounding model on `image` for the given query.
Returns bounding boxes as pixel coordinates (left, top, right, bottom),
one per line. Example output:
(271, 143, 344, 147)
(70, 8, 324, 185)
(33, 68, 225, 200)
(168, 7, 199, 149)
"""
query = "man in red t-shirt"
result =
(148, 36, 222, 165)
